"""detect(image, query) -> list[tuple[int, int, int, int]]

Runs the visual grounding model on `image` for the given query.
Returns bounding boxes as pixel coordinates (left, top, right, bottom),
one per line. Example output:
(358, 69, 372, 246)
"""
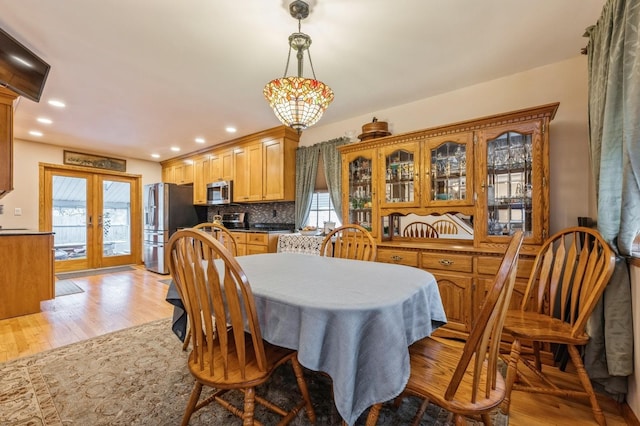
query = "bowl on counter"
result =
(299, 229, 321, 236)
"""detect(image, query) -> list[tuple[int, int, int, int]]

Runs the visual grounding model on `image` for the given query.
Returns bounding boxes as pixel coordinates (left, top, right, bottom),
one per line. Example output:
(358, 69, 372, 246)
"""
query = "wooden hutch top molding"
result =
(340, 103, 559, 153)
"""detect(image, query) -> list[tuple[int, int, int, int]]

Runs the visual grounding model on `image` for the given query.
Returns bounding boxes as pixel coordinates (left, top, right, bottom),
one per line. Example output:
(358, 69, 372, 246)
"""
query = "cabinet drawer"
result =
(377, 249, 419, 267)
(421, 252, 472, 273)
(247, 233, 269, 245)
(246, 244, 269, 255)
(230, 232, 247, 244)
(476, 256, 533, 279)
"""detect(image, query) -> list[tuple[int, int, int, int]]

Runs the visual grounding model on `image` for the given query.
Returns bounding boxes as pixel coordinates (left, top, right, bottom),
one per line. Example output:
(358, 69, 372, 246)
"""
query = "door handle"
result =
(88, 215, 92, 226)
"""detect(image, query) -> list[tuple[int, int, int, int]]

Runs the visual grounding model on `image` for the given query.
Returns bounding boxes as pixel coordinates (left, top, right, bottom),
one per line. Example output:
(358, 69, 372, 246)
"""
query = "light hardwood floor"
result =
(0, 265, 631, 425)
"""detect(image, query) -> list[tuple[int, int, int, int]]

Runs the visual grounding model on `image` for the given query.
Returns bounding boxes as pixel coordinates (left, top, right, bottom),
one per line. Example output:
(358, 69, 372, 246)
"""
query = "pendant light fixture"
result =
(263, 0, 334, 132)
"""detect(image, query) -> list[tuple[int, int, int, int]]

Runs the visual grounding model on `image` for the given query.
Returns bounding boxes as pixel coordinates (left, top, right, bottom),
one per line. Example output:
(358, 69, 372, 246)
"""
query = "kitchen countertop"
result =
(228, 228, 293, 234)
(0, 229, 54, 235)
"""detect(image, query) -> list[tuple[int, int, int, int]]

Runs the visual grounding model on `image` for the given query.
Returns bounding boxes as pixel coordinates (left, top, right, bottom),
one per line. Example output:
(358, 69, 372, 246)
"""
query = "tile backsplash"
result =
(205, 202, 295, 225)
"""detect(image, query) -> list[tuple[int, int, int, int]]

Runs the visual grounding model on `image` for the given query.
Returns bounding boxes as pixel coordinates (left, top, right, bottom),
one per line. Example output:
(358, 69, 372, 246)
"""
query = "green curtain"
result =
(294, 145, 319, 230)
(320, 137, 350, 223)
(584, 0, 640, 400)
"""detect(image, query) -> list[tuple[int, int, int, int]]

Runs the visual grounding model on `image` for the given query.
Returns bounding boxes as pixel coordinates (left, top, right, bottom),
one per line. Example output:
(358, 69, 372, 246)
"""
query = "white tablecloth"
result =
(167, 252, 446, 425)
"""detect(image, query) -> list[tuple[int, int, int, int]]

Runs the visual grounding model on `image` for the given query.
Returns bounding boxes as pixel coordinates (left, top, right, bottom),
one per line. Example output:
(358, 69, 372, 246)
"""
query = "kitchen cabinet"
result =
(230, 231, 284, 255)
(0, 232, 55, 319)
(193, 156, 211, 205)
(162, 161, 194, 185)
(341, 103, 559, 339)
(161, 126, 297, 204)
(210, 149, 233, 182)
(233, 142, 263, 202)
(233, 135, 297, 203)
(0, 87, 17, 198)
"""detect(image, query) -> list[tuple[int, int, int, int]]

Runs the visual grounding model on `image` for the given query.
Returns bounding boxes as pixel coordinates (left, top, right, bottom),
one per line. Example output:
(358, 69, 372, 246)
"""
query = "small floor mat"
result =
(55, 265, 135, 280)
(55, 280, 85, 297)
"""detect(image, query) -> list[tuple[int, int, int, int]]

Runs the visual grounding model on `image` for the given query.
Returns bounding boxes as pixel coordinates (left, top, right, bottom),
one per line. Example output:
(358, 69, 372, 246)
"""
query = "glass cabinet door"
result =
(379, 142, 420, 208)
(479, 120, 546, 244)
(425, 133, 473, 206)
(345, 153, 375, 233)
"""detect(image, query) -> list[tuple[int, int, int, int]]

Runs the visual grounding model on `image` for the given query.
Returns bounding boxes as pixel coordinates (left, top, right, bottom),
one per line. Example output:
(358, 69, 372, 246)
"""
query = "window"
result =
(306, 192, 342, 229)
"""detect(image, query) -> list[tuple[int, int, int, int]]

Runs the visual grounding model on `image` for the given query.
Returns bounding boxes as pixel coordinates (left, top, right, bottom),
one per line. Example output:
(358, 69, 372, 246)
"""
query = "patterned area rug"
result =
(54, 280, 84, 297)
(0, 319, 508, 425)
(55, 265, 135, 280)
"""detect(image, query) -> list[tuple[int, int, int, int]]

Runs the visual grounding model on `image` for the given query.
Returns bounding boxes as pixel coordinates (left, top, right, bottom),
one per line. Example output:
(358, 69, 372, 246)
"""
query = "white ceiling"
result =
(0, 0, 604, 162)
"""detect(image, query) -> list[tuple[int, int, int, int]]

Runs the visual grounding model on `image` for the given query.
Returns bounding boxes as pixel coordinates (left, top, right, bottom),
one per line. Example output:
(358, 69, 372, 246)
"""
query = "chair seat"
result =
(189, 330, 295, 389)
(406, 336, 505, 414)
(504, 311, 589, 345)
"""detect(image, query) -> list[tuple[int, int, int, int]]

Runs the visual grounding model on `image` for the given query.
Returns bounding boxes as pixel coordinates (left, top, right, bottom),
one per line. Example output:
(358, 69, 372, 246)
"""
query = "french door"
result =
(39, 164, 141, 272)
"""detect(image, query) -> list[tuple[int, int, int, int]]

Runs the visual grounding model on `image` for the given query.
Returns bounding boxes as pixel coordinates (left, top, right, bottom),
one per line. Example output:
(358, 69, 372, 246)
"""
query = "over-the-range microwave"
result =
(206, 180, 232, 205)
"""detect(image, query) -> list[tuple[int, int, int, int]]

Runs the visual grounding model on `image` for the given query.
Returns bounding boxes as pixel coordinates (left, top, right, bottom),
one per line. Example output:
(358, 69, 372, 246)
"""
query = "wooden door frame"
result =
(39, 162, 142, 272)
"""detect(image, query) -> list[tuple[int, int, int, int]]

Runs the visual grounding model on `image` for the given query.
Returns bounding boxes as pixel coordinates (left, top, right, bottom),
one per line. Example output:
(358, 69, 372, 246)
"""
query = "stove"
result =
(220, 212, 247, 229)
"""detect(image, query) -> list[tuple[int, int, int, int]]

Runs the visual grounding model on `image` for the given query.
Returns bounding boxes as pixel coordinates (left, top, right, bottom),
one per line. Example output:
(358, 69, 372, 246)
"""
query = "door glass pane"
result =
(52, 176, 87, 260)
(385, 149, 415, 203)
(348, 156, 373, 231)
(486, 131, 532, 236)
(431, 142, 467, 201)
(102, 180, 131, 257)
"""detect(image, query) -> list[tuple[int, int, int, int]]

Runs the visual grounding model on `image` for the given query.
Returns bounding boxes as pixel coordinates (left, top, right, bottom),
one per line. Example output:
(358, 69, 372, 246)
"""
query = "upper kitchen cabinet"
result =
(161, 126, 298, 204)
(233, 132, 298, 202)
(209, 149, 233, 182)
(0, 87, 18, 199)
(162, 160, 194, 185)
(424, 132, 473, 207)
(193, 156, 211, 205)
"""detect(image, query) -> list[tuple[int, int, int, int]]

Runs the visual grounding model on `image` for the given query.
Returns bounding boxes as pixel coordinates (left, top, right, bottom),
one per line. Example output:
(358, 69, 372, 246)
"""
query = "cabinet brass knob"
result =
(391, 255, 403, 261)
(439, 259, 453, 266)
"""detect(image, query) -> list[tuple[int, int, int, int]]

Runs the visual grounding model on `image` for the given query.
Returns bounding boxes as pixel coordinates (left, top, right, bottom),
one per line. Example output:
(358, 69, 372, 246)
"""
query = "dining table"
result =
(165, 252, 446, 425)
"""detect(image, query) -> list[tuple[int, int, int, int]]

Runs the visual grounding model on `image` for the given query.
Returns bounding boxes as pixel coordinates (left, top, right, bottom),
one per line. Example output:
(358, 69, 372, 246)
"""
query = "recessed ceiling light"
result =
(48, 99, 66, 108)
(151, 153, 160, 159)
(37, 117, 53, 124)
(170, 146, 180, 152)
(29, 130, 43, 137)
(226, 127, 237, 133)
(195, 137, 205, 144)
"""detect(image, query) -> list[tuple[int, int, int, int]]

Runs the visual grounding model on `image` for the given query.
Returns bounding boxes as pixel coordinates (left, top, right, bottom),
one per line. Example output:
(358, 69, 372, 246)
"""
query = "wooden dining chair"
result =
(167, 229, 316, 426)
(432, 219, 459, 235)
(320, 224, 377, 261)
(501, 227, 615, 426)
(366, 231, 524, 426)
(180, 223, 238, 351)
(192, 222, 237, 256)
(402, 221, 439, 238)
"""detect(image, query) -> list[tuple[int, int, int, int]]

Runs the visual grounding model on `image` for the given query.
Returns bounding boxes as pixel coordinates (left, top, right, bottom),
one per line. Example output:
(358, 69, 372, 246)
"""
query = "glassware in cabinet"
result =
(379, 142, 420, 208)
(346, 154, 374, 232)
(424, 132, 474, 206)
(478, 118, 548, 245)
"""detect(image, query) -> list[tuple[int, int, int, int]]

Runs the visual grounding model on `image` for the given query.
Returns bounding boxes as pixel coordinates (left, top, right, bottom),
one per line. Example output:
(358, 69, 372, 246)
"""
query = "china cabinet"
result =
(339, 103, 559, 339)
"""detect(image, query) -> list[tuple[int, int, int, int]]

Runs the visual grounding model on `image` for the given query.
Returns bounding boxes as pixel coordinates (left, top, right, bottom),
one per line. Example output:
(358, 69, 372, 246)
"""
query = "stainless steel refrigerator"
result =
(144, 182, 198, 274)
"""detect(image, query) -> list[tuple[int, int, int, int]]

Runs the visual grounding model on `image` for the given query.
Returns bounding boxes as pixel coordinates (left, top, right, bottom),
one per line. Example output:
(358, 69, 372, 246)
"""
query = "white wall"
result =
(300, 55, 596, 234)
(0, 139, 161, 230)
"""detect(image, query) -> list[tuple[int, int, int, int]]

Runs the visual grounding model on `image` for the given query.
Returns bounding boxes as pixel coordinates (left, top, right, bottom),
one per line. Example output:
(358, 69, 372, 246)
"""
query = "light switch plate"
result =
(14, 207, 22, 216)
